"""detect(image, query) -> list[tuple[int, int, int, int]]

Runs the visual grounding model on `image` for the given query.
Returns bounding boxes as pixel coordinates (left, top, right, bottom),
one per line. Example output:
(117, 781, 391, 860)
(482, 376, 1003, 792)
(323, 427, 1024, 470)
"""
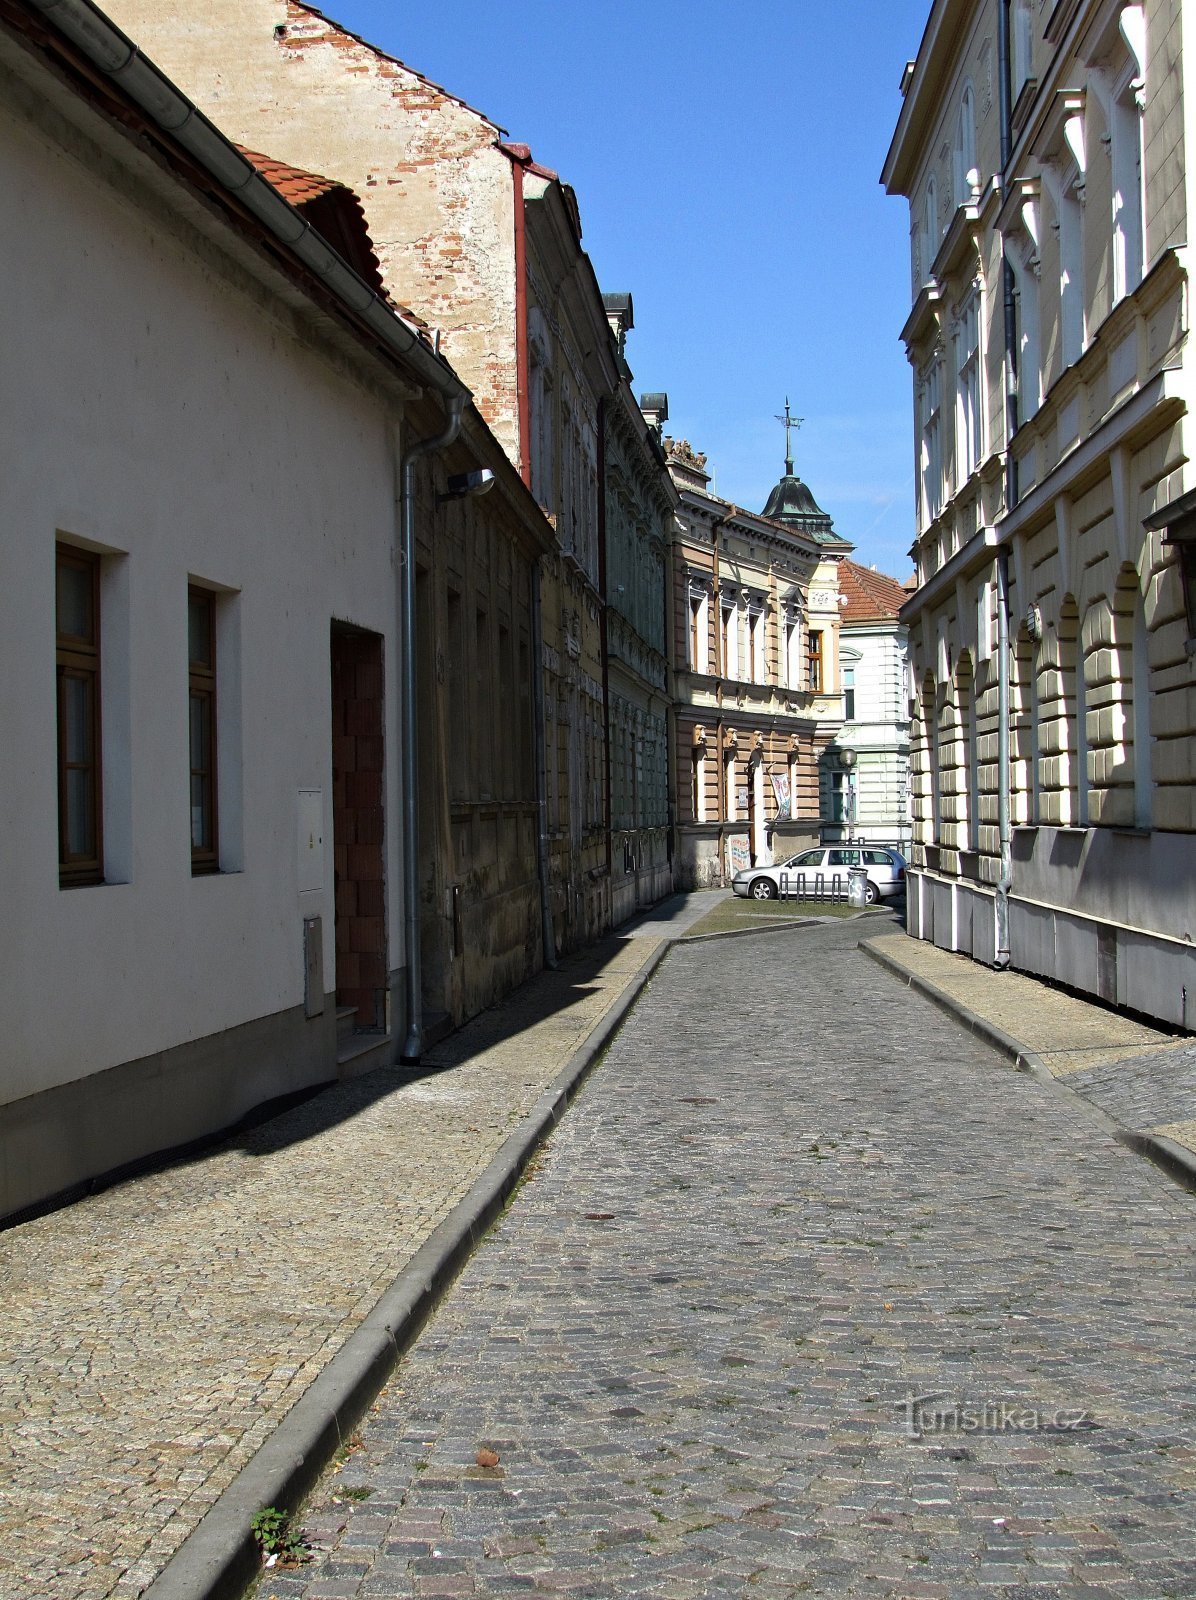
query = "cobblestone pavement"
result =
(267, 919, 1196, 1600)
(0, 896, 723, 1600)
(864, 934, 1196, 1160)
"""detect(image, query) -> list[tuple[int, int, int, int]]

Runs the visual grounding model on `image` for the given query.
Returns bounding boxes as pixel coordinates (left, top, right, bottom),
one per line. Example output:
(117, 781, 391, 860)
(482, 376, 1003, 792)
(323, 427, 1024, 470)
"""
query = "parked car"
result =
(731, 845, 907, 905)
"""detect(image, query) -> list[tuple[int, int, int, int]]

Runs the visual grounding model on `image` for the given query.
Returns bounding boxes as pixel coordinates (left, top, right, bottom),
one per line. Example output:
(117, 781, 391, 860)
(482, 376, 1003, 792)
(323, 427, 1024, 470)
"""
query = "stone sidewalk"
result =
(0, 891, 721, 1600)
(863, 932, 1196, 1171)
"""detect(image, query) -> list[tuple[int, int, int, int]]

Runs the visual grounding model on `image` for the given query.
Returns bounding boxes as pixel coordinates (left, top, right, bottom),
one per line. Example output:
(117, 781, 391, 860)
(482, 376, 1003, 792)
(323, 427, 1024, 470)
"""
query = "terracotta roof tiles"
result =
(837, 558, 910, 624)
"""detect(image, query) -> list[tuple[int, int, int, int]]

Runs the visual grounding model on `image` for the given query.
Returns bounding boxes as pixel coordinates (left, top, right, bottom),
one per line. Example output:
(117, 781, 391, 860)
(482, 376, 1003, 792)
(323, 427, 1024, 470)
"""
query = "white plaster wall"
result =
(0, 85, 404, 1102)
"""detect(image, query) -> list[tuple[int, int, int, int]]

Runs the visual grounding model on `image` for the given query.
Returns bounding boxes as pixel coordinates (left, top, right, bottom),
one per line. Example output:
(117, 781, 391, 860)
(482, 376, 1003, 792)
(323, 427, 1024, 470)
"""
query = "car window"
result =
(827, 849, 860, 867)
(863, 849, 893, 866)
(787, 850, 823, 867)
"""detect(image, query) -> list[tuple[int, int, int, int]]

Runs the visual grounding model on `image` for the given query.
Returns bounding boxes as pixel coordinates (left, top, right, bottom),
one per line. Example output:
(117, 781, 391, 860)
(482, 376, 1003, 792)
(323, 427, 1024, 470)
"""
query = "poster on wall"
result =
(727, 834, 751, 874)
(770, 771, 791, 819)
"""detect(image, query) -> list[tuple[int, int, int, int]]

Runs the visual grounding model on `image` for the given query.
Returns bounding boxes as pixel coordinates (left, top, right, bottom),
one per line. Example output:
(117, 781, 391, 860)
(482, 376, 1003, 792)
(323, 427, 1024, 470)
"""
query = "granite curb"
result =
(859, 936, 1049, 1077)
(139, 936, 671, 1600)
(859, 935, 1196, 1195)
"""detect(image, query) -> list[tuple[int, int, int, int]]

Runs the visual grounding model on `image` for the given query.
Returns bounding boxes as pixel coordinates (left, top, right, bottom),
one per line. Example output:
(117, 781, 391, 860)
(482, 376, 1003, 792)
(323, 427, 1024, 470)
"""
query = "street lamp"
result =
(838, 747, 857, 843)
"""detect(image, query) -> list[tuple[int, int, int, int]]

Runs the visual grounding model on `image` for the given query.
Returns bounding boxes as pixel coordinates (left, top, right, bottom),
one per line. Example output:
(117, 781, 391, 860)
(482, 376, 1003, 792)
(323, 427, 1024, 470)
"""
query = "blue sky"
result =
(329, 2, 930, 577)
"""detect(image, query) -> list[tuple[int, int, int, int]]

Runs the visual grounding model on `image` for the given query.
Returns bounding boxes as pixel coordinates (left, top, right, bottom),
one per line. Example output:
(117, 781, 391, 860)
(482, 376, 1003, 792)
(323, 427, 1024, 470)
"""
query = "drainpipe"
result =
(995, 0, 1015, 969)
(531, 560, 557, 969)
(995, 550, 1013, 967)
(999, 0, 1019, 517)
(400, 398, 465, 1062)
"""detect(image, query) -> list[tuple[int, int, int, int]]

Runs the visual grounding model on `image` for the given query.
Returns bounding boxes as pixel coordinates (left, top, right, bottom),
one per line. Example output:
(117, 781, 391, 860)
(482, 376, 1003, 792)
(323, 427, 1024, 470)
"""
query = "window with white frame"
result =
(1110, 79, 1145, 299)
(919, 358, 943, 527)
(953, 83, 977, 206)
(1008, 240, 1042, 422)
(784, 609, 802, 690)
(748, 600, 766, 684)
(1057, 169, 1085, 367)
(720, 599, 739, 680)
(955, 292, 982, 482)
(688, 584, 708, 673)
(922, 176, 939, 276)
(1013, 0, 1033, 95)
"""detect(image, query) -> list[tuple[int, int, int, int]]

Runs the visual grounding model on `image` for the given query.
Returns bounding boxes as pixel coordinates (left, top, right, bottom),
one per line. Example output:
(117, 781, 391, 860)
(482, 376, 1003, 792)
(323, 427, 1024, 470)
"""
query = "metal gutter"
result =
(26, 0, 469, 408)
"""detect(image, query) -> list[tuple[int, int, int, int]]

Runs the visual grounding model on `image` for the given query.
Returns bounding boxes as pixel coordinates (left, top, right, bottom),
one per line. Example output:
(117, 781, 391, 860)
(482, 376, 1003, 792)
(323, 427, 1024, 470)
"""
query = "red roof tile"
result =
(838, 558, 910, 624)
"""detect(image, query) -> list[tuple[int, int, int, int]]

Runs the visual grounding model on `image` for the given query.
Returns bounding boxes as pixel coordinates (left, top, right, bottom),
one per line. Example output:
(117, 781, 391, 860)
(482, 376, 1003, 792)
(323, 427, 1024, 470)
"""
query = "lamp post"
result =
(838, 746, 857, 844)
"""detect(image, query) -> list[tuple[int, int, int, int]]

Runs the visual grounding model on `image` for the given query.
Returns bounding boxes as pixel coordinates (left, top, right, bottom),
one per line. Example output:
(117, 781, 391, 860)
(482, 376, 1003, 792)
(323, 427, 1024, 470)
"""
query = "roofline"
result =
(289, 0, 507, 137)
(881, 0, 967, 196)
(22, 0, 469, 406)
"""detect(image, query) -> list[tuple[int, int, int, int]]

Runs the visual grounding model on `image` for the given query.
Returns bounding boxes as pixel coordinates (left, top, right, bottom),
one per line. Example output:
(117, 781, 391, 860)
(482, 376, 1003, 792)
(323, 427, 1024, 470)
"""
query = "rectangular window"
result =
(956, 296, 981, 480)
(690, 593, 703, 671)
(843, 667, 856, 722)
(808, 630, 823, 693)
(749, 605, 766, 683)
(920, 361, 943, 525)
(57, 545, 103, 885)
(188, 586, 218, 872)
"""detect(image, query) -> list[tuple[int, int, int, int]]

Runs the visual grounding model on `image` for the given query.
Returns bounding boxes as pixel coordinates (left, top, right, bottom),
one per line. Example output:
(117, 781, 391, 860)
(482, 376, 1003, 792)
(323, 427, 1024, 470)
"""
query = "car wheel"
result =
(865, 880, 880, 905)
(750, 878, 777, 900)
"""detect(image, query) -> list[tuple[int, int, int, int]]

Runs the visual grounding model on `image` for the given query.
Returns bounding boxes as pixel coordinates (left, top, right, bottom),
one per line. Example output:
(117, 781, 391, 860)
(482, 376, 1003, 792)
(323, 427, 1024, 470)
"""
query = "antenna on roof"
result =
(775, 397, 804, 475)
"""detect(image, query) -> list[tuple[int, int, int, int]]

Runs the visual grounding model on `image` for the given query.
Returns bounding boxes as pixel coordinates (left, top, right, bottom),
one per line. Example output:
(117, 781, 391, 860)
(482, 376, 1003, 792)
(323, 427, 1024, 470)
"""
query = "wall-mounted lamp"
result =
(438, 468, 496, 502)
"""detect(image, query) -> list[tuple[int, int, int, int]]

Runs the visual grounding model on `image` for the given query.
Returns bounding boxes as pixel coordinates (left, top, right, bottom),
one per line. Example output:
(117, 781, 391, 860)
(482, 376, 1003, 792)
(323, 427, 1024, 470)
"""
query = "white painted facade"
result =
(0, 11, 452, 1216)
(828, 624, 913, 851)
(884, 0, 1196, 1027)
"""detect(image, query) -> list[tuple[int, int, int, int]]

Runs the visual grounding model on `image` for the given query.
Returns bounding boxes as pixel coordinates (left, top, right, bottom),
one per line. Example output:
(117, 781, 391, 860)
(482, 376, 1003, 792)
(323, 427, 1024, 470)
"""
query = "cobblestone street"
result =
(272, 919, 1196, 1600)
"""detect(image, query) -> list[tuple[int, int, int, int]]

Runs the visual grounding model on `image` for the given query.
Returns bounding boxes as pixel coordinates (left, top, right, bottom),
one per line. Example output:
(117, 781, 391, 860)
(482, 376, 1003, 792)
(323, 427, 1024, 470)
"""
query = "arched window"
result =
(954, 83, 977, 206)
(923, 176, 939, 273)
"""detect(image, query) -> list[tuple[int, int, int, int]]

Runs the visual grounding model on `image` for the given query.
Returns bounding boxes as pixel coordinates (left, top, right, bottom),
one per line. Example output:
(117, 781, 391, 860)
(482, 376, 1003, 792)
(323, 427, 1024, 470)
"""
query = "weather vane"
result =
(775, 397, 804, 474)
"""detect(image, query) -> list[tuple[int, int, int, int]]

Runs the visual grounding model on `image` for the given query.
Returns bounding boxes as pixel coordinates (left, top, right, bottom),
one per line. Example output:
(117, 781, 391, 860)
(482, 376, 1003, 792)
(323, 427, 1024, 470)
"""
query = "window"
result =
(827, 847, 860, 867)
(954, 83, 977, 206)
(920, 360, 943, 524)
(956, 294, 981, 480)
(720, 601, 739, 680)
(1013, 0, 1033, 95)
(748, 604, 765, 683)
(830, 774, 851, 826)
(690, 593, 703, 671)
(922, 176, 939, 276)
(808, 629, 823, 692)
(188, 587, 218, 872)
(57, 545, 103, 885)
(1009, 244, 1043, 421)
(1058, 170, 1085, 367)
(843, 667, 856, 721)
(1111, 80, 1145, 300)
(784, 612, 801, 688)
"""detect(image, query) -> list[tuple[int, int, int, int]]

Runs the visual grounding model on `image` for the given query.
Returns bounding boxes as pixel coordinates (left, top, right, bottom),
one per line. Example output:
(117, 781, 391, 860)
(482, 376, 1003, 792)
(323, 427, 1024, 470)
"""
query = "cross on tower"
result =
(775, 397, 804, 475)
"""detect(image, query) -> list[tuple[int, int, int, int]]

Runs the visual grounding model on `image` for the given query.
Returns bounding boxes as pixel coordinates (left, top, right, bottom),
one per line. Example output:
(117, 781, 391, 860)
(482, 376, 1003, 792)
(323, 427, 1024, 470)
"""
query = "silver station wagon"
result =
(731, 846, 907, 905)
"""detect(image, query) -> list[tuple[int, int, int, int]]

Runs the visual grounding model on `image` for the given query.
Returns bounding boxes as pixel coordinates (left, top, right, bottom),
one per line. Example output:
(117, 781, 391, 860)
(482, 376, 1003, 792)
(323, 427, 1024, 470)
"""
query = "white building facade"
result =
(884, 0, 1196, 1026)
(825, 562, 913, 851)
(0, 0, 474, 1218)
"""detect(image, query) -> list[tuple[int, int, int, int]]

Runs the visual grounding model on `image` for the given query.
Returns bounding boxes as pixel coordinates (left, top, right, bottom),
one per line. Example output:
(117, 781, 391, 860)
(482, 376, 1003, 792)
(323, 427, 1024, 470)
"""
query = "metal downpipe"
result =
(995, 550, 1013, 967)
(399, 397, 465, 1062)
(995, 0, 1015, 968)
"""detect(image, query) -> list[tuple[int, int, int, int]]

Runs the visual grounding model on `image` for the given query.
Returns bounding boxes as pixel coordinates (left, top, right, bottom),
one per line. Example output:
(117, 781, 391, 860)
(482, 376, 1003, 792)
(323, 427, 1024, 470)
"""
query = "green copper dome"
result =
(762, 466, 839, 544)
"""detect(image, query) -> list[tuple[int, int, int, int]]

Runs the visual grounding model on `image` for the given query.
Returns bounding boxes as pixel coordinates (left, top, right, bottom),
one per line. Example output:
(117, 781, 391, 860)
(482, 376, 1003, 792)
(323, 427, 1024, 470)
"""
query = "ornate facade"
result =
(666, 441, 850, 888)
(884, 0, 1196, 1024)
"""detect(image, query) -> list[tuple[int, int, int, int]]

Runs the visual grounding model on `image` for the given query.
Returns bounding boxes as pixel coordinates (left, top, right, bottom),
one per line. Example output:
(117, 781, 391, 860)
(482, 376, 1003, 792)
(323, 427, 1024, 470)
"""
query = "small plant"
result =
(250, 1506, 310, 1566)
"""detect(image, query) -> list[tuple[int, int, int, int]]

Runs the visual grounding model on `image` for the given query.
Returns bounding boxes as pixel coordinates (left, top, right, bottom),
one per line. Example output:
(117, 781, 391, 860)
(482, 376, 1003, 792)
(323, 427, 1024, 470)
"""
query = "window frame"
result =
(57, 544, 104, 886)
(807, 629, 823, 693)
(188, 585, 219, 874)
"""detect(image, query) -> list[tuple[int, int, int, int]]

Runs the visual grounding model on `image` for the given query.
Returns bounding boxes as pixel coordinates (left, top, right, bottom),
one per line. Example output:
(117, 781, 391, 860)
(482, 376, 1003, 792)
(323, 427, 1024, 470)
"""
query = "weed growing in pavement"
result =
(250, 1507, 310, 1566)
(334, 1485, 374, 1502)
